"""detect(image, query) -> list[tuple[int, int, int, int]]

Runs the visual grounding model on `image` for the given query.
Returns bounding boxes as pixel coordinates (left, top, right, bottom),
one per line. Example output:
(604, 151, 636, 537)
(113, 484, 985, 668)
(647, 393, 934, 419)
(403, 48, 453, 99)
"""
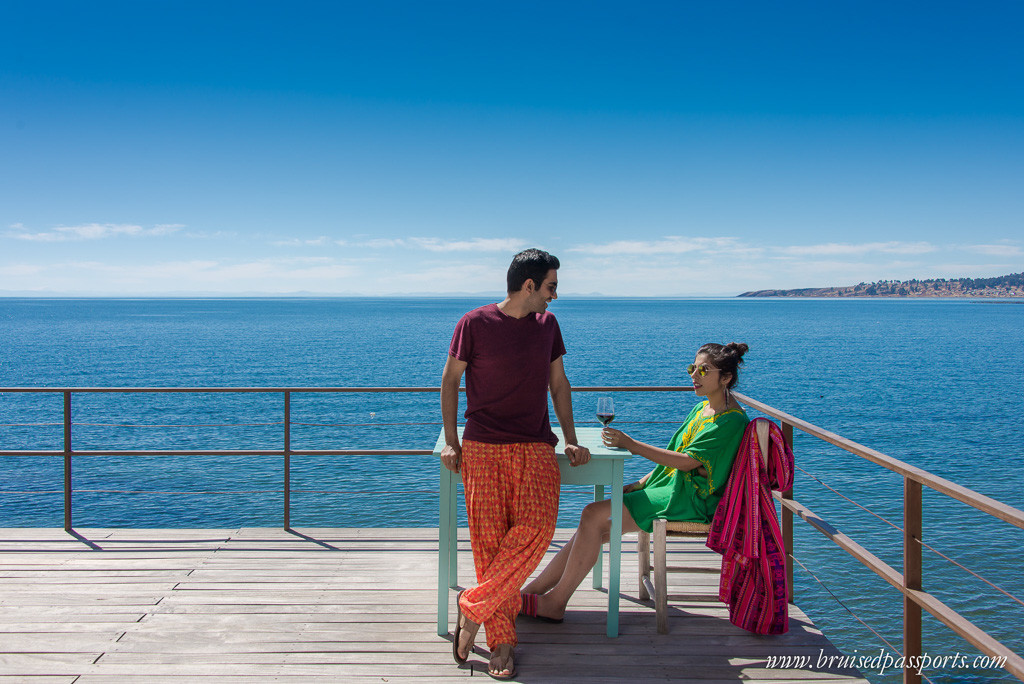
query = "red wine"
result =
(597, 413, 615, 426)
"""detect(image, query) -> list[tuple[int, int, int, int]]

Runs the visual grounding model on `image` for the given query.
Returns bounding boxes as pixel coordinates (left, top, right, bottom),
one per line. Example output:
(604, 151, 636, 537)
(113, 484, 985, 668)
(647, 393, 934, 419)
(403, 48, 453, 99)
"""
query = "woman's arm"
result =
(624, 468, 655, 493)
(603, 428, 703, 473)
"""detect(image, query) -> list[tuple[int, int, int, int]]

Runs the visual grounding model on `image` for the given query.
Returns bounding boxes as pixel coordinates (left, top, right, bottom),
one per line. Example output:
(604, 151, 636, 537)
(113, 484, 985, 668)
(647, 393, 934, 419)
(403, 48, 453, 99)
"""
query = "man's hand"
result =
(564, 443, 591, 467)
(440, 443, 462, 473)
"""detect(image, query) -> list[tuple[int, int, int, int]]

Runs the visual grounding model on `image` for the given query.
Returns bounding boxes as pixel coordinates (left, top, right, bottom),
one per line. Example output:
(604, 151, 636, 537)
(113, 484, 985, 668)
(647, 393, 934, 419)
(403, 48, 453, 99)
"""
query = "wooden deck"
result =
(0, 528, 866, 683)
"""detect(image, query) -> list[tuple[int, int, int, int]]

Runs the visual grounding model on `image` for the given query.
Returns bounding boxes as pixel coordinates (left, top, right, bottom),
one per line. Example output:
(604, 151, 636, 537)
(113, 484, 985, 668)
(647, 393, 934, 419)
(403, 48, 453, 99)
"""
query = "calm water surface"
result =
(1, 297, 1022, 683)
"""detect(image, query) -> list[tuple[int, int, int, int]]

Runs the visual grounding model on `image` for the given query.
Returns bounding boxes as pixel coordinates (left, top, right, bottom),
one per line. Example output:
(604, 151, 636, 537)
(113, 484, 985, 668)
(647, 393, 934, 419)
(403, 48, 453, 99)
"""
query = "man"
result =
(440, 248, 590, 679)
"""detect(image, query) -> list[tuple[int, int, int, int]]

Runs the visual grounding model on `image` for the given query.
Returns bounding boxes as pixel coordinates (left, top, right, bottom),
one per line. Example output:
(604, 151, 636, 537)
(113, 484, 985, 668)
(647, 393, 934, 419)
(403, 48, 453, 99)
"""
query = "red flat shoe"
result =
(519, 592, 563, 624)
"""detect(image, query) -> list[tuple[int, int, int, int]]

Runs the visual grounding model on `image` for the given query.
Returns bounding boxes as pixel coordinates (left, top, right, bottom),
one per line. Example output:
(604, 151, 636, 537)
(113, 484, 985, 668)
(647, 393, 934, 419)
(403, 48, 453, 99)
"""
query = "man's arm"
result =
(549, 356, 590, 466)
(440, 354, 467, 472)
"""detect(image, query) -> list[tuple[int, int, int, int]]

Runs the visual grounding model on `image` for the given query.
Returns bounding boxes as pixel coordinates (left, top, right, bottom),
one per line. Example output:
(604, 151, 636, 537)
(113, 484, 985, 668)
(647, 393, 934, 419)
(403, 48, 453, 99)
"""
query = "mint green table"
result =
(436, 427, 634, 638)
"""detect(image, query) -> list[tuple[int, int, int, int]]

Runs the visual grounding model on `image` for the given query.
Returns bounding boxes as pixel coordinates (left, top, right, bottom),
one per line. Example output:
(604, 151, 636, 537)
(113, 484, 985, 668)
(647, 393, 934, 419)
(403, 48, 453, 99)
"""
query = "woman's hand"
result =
(602, 427, 632, 451)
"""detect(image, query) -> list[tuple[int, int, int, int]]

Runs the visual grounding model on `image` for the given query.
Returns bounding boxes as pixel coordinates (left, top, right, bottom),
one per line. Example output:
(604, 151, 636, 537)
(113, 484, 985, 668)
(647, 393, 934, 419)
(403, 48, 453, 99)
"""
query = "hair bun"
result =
(725, 342, 749, 359)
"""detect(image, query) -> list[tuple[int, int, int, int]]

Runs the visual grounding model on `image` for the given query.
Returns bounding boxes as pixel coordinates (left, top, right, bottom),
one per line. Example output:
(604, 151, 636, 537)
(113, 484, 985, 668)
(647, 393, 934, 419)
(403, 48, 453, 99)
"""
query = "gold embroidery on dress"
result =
(664, 404, 713, 478)
(664, 405, 742, 490)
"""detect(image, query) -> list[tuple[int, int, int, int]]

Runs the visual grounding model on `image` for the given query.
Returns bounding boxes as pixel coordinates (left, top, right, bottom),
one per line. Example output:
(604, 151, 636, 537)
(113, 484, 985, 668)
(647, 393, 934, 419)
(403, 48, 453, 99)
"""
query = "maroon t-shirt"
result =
(449, 303, 566, 446)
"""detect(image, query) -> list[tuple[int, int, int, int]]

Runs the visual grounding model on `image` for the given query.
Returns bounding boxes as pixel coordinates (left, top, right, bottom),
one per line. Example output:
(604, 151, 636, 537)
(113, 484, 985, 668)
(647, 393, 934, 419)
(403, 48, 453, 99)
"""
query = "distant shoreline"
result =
(2, 292, 1024, 301)
(739, 272, 1024, 298)
(738, 290, 1024, 298)
(4, 271, 1024, 300)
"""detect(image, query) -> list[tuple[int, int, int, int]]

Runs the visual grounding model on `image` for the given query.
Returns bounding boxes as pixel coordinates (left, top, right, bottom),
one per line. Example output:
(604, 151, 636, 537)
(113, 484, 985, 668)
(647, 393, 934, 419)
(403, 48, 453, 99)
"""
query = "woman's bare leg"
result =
(533, 500, 639, 620)
(522, 534, 577, 595)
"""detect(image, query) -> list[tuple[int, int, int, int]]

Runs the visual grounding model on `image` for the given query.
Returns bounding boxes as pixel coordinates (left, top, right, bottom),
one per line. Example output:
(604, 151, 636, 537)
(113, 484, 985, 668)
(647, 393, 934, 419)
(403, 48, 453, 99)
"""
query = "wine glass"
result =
(596, 396, 615, 427)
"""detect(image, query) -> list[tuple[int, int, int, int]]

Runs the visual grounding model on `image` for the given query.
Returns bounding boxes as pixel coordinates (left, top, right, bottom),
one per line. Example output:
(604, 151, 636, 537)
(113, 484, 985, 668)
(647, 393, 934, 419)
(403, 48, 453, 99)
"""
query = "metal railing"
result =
(1, 385, 1022, 683)
(0, 385, 689, 530)
(733, 391, 1024, 684)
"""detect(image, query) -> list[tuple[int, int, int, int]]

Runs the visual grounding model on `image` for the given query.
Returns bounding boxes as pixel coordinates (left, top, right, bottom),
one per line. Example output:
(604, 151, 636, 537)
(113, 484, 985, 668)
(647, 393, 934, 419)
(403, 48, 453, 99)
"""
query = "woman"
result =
(520, 342, 750, 623)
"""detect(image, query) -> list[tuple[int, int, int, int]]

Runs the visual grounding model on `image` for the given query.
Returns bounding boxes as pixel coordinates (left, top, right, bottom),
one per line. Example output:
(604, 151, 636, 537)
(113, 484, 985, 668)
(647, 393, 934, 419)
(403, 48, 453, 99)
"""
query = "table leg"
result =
(607, 463, 624, 637)
(437, 466, 452, 636)
(448, 476, 458, 587)
(592, 484, 604, 589)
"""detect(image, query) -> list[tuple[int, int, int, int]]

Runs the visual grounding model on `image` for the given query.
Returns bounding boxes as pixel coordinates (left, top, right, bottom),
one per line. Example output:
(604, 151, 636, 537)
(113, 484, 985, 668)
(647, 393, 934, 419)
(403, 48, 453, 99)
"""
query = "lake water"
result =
(1, 296, 1022, 683)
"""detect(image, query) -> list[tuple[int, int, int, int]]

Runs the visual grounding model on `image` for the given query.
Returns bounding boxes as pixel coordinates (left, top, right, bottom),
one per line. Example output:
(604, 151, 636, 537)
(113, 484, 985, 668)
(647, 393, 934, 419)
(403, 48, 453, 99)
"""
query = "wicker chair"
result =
(636, 420, 770, 633)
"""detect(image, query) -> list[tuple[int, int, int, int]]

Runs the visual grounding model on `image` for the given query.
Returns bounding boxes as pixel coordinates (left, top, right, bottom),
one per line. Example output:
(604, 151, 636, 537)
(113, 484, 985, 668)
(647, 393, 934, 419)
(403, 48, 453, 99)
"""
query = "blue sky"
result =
(2, 1, 1022, 296)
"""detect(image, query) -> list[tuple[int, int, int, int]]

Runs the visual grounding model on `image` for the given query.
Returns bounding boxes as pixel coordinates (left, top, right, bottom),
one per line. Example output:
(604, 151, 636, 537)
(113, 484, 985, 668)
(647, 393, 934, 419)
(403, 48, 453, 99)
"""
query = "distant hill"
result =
(739, 272, 1024, 298)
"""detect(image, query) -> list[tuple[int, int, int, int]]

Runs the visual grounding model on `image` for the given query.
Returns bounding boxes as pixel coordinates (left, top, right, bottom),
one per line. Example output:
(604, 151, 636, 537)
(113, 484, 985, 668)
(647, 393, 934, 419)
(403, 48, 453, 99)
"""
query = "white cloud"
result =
(6, 223, 182, 242)
(0, 264, 45, 276)
(559, 236, 979, 295)
(408, 237, 527, 252)
(55, 257, 360, 291)
(4, 230, 1018, 296)
(571, 236, 745, 256)
(931, 262, 1024, 277)
(373, 262, 504, 293)
(264, 235, 528, 254)
(961, 242, 1023, 257)
(151, 224, 186, 235)
(778, 241, 936, 256)
(358, 238, 406, 249)
(272, 236, 333, 247)
(183, 229, 238, 239)
(347, 237, 527, 252)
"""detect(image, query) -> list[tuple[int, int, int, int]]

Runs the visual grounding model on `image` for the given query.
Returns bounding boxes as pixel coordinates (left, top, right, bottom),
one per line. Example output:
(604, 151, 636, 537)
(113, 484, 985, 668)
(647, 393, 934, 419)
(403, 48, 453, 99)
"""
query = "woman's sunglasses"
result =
(687, 363, 720, 377)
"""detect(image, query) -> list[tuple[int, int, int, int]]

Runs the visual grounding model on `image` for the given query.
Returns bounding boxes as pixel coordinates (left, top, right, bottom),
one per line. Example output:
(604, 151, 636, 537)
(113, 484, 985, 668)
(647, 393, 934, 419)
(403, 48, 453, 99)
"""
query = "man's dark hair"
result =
(507, 248, 560, 293)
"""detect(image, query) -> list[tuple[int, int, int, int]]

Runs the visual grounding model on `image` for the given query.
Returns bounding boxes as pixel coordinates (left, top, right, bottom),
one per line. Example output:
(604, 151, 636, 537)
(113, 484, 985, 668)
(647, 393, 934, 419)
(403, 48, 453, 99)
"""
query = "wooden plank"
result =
(1, 659, 866, 678)
(0, 528, 870, 684)
(19, 673, 869, 683)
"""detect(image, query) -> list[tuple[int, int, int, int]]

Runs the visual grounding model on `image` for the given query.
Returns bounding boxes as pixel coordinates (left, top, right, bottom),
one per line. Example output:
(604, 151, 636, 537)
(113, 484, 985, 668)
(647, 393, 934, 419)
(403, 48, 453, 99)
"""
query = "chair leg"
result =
(653, 518, 668, 634)
(637, 529, 650, 600)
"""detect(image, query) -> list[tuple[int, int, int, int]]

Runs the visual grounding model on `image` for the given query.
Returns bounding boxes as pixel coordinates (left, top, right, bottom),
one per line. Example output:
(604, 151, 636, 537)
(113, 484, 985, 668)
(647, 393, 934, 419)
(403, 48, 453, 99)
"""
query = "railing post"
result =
(63, 391, 72, 531)
(283, 391, 291, 530)
(781, 420, 794, 602)
(904, 477, 923, 684)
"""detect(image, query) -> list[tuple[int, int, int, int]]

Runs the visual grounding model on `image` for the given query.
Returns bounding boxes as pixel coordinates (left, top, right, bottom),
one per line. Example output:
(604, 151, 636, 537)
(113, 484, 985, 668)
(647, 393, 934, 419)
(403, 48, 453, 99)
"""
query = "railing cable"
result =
(796, 463, 903, 533)
(0, 489, 442, 495)
(797, 464, 1024, 611)
(1, 421, 283, 428)
(1, 419, 679, 428)
(917, 539, 1024, 611)
(791, 555, 937, 684)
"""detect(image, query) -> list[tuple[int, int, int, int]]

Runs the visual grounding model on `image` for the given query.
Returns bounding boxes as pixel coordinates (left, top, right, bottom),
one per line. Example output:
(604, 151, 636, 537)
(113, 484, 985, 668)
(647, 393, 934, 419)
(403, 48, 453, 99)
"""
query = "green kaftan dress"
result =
(623, 401, 749, 533)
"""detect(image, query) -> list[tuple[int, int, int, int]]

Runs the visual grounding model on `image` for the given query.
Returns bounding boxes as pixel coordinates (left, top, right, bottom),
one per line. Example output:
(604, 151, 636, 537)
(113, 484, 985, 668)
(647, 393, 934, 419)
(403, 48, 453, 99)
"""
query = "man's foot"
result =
(488, 644, 516, 680)
(519, 592, 564, 623)
(453, 591, 479, 664)
(455, 613, 479, 662)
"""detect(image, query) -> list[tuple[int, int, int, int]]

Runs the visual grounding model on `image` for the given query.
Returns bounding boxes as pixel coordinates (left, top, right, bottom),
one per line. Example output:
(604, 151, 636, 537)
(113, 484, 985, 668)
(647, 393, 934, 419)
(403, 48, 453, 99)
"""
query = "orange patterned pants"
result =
(458, 439, 561, 649)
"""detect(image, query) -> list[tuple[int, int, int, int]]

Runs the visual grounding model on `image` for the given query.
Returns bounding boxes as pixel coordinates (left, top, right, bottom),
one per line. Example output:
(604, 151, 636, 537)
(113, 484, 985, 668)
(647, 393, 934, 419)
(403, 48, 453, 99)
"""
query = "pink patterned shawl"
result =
(706, 418, 795, 635)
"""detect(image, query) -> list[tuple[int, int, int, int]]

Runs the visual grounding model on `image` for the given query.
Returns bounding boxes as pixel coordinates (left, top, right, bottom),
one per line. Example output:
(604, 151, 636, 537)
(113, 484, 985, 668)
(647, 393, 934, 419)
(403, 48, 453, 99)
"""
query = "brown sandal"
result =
(452, 590, 473, 665)
(488, 644, 517, 680)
